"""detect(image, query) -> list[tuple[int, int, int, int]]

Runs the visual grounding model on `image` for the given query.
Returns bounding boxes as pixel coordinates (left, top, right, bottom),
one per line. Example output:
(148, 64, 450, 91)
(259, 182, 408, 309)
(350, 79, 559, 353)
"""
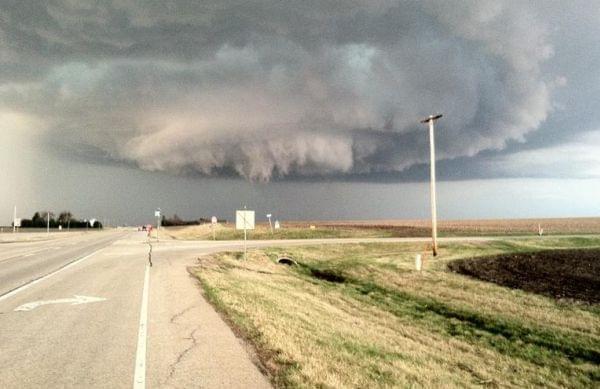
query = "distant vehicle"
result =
(141, 225, 146, 231)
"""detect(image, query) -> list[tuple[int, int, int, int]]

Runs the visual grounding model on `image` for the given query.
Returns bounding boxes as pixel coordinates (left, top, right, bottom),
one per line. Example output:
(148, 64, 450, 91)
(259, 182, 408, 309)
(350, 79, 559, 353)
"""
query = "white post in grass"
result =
(415, 254, 422, 271)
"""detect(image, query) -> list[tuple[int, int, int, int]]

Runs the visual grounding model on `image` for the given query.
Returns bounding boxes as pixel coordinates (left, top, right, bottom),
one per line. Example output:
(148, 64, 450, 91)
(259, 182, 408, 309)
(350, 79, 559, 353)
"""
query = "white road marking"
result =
(0, 248, 45, 262)
(133, 264, 150, 389)
(0, 248, 105, 303)
(14, 295, 107, 311)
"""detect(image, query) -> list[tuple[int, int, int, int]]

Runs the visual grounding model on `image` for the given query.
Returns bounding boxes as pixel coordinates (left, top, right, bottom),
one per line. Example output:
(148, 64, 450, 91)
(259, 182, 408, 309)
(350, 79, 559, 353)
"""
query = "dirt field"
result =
(448, 248, 600, 303)
(166, 217, 600, 240)
(314, 217, 600, 236)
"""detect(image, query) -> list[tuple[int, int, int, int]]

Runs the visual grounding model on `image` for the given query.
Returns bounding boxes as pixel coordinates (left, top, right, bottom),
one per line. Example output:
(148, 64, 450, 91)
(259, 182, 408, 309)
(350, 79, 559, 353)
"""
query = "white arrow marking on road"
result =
(14, 295, 107, 312)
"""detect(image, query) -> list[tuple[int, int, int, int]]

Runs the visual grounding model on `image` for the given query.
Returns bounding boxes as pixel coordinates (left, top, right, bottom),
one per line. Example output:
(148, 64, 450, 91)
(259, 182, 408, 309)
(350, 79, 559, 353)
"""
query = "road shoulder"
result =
(147, 249, 271, 388)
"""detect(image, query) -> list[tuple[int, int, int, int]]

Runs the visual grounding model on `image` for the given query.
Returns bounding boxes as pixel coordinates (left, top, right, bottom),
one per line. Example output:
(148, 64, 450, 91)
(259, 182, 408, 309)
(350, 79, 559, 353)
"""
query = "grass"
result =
(165, 223, 401, 240)
(192, 236, 600, 388)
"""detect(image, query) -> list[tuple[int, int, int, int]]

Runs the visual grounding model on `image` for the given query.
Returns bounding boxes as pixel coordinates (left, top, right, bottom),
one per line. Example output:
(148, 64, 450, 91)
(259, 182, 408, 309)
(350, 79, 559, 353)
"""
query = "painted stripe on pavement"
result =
(133, 264, 150, 389)
(0, 247, 105, 303)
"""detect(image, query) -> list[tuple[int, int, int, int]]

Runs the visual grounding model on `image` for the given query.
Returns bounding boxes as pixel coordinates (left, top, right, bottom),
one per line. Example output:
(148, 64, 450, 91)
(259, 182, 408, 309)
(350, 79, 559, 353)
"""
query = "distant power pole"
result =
(13, 206, 16, 233)
(47, 211, 50, 234)
(420, 114, 443, 256)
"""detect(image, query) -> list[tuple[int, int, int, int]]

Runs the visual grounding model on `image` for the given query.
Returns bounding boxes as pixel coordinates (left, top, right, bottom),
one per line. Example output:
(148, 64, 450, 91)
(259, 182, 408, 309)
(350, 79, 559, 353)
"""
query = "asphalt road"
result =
(0, 230, 275, 388)
(0, 231, 564, 388)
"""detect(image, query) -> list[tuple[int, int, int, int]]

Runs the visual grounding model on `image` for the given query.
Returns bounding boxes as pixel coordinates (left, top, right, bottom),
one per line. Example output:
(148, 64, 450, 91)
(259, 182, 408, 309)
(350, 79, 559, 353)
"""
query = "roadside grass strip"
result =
(193, 237, 600, 388)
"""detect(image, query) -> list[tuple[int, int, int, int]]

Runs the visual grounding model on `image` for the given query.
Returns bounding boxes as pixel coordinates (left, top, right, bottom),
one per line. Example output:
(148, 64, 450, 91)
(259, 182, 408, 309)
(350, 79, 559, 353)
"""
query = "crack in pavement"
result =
(169, 305, 195, 324)
(163, 327, 201, 386)
(146, 241, 153, 267)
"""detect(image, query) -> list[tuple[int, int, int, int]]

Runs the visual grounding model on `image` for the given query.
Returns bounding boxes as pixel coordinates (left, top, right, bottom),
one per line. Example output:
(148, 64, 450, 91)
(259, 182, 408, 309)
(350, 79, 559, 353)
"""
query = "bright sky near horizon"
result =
(1, 1, 599, 224)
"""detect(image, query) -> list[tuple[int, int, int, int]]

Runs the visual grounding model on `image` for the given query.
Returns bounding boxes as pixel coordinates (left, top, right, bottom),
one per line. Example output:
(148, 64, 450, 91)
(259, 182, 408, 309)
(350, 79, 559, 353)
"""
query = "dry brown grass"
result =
(193, 237, 600, 388)
(166, 217, 600, 241)
(315, 217, 600, 235)
(164, 223, 400, 240)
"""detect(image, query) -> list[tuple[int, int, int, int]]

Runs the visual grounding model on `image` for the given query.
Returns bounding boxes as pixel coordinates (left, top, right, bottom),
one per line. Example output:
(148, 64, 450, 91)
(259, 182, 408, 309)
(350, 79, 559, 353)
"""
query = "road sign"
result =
(236, 210, 255, 230)
(13, 218, 21, 227)
(274, 220, 280, 229)
(89, 218, 97, 227)
(211, 216, 218, 240)
(236, 209, 255, 261)
(154, 210, 161, 217)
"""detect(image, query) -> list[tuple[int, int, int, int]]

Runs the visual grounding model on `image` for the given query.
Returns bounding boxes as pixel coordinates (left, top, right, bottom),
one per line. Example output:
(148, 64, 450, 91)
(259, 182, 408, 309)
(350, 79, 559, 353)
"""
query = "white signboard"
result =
(13, 218, 21, 227)
(89, 218, 97, 227)
(154, 210, 161, 217)
(274, 220, 280, 229)
(211, 216, 217, 224)
(236, 210, 255, 230)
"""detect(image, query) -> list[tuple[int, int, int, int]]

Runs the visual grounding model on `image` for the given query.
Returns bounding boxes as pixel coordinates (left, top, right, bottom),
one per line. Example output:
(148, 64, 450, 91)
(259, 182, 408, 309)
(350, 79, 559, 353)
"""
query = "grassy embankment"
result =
(192, 236, 600, 388)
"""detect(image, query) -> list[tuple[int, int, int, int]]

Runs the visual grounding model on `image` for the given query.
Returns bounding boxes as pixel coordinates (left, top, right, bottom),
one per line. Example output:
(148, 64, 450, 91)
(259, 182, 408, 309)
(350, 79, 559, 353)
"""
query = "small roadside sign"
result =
(211, 216, 218, 240)
(13, 218, 21, 227)
(266, 214, 273, 233)
(236, 209, 255, 261)
(236, 210, 255, 230)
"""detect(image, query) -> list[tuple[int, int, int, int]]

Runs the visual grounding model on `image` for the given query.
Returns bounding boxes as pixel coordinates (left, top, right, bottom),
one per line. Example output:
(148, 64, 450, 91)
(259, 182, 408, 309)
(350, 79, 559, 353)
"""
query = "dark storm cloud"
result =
(0, 0, 577, 181)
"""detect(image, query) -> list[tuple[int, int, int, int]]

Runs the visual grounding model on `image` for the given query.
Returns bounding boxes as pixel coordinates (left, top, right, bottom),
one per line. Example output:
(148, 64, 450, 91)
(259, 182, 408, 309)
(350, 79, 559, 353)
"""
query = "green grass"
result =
(193, 236, 600, 387)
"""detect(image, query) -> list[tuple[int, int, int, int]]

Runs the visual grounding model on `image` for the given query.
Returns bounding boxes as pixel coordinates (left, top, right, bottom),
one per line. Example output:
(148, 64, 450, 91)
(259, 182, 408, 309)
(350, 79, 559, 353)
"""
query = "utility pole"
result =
(47, 211, 50, 234)
(13, 206, 16, 233)
(420, 114, 443, 256)
(244, 206, 247, 260)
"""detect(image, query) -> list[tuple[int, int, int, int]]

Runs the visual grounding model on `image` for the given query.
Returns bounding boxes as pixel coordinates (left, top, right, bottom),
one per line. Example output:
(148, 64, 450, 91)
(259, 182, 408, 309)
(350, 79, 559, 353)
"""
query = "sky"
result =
(1, 0, 599, 225)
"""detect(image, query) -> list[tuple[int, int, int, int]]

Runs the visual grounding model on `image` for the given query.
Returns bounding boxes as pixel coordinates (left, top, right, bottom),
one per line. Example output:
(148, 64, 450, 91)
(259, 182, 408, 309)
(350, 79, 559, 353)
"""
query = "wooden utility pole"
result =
(420, 114, 443, 256)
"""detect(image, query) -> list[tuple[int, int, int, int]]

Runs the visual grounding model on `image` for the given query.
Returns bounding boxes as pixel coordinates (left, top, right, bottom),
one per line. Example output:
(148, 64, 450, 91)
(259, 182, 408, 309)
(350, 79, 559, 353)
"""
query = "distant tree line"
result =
(160, 214, 226, 226)
(18, 211, 103, 229)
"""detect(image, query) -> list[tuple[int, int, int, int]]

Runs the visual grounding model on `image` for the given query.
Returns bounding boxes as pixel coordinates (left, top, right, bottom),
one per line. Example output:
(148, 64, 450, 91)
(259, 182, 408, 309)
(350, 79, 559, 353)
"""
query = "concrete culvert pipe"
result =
(277, 257, 297, 266)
